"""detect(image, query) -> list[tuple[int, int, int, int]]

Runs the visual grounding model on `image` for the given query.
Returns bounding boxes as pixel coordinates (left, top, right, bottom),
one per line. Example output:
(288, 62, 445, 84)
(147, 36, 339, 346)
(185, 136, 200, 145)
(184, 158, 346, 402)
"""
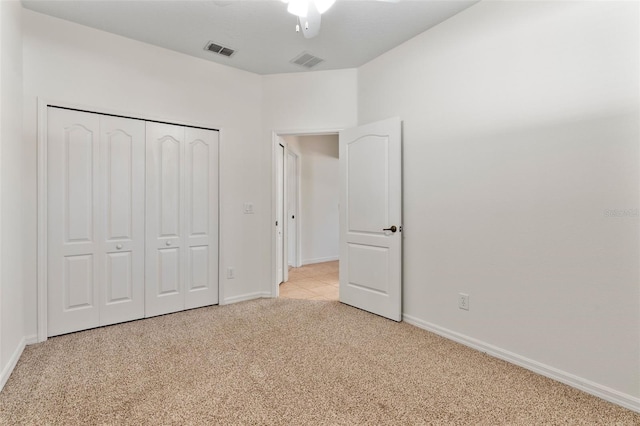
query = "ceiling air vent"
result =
(204, 41, 235, 57)
(290, 52, 324, 69)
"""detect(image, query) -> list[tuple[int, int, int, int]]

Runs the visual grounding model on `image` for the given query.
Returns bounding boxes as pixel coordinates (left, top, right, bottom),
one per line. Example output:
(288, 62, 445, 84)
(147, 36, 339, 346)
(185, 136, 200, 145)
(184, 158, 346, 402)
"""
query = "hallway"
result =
(279, 261, 339, 301)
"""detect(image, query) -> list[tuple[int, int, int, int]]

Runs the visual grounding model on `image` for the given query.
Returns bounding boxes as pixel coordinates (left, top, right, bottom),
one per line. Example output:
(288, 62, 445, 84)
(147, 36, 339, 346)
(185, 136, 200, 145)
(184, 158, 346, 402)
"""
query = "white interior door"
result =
(47, 108, 145, 336)
(184, 127, 219, 309)
(339, 117, 402, 321)
(145, 122, 219, 317)
(99, 115, 145, 326)
(276, 143, 284, 284)
(145, 122, 185, 317)
(286, 149, 299, 267)
(48, 108, 101, 336)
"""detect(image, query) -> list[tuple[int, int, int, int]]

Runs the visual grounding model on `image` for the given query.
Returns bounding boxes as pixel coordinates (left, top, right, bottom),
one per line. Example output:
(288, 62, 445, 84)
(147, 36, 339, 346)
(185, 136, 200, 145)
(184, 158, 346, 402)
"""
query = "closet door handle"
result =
(116, 244, 123, 250)
(382, 226, 397, 233)
(166, 241, 172, 246)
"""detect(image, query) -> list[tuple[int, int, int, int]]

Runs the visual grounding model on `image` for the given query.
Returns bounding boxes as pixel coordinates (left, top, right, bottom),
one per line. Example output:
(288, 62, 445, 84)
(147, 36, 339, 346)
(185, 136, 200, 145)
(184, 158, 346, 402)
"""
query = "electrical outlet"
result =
(227, 267, 235, 279)
(458, 293, 469, 310)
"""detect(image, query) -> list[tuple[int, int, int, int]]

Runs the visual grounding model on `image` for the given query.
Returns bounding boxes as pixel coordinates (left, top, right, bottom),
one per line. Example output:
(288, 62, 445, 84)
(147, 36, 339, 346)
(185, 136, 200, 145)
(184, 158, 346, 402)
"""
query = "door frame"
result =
(36, 98, 223, 342)
(270, 128, 341, 298)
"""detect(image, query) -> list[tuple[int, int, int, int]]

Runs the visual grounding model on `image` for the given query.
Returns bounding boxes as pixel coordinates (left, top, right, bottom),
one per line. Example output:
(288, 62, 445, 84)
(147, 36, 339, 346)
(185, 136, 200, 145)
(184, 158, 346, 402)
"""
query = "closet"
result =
(46, 107, 219, 337)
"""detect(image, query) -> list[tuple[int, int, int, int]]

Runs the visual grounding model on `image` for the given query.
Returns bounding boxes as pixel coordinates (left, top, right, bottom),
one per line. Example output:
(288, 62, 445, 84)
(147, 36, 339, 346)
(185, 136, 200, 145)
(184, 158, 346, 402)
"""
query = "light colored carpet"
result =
(1, 299, 638, 425)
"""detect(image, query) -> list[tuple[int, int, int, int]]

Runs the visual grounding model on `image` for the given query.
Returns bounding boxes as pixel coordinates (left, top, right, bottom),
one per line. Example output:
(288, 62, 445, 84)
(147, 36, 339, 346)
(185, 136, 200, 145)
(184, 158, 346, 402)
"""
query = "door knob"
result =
(116, 244, 123, 250)
(383, 226, 397, 233)
(166, 241, 172, 246)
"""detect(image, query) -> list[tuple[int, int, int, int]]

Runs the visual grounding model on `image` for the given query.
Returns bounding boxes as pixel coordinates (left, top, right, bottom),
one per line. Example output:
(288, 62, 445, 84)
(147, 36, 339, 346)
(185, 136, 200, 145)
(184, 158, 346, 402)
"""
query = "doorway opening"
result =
(272, 131, 340, 301)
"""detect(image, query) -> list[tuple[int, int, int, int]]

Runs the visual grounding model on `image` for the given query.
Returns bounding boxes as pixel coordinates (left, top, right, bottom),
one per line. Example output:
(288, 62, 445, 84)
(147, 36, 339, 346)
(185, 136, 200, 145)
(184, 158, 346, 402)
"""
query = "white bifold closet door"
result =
(145, 122, 219, 317)
(47, 108, 219, 337)
(47, 108, 145, 336)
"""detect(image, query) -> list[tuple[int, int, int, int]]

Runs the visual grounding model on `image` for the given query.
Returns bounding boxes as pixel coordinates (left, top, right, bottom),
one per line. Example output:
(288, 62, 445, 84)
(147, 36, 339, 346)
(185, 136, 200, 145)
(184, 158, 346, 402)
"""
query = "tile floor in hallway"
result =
(279, 261, 339, 301)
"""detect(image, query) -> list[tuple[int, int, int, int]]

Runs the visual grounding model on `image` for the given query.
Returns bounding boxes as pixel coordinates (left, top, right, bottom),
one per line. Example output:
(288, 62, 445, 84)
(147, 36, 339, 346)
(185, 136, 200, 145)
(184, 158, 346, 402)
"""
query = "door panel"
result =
(184, 127, 218, 309)
(65, 125, 95, 242)
(146, 124, 219, 315)
(48, 108, 101, 336)
(146, 122, 185, 317)
(159, 136, 182, 237)
(188, 246, 209, 291)
(64, 254, 94, 310)
(339, 117, 402, 321)
(347, 243, 389, 294)
(347, 136, 389, 233)
(189, 140, 209, 236)
(158, 248, 181, 295)
(105, 129, 133, 240)
(99, 115, 145, 326)
(105, 252, 133, 303)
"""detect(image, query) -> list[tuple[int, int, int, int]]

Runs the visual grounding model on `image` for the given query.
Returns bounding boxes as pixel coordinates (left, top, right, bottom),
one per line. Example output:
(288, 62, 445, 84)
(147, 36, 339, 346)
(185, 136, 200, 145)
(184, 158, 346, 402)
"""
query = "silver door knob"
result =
(116, 244, 123, 250)
(166, 241, 172, 246)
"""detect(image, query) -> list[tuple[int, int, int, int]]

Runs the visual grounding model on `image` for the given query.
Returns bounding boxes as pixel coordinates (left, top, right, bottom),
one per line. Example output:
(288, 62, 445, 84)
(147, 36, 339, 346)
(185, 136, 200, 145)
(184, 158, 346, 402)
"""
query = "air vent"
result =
(204, 41, 235, 57)
(290, 52, 324, 69)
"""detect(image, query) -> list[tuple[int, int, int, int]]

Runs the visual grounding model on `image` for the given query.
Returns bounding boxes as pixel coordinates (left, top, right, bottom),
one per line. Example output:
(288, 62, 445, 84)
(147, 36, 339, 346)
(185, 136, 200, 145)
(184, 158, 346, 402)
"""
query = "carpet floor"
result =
(1, 299, 638, 425)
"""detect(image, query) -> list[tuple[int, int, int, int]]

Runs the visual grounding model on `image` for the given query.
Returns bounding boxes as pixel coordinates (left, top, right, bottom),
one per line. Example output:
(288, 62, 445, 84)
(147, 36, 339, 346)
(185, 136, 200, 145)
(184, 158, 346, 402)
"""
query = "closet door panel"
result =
(66, 128, 94, 242)
(105, 252, 133, 302)
(146, 122, 186, 317)
(158, 248, 181, 295)
(47, 108, 101, 336)
(188, 246, 209, 292)
(64, 255, 95, 310)
(100, 116, 145, 326)
(185, 128, 219, 309)
(159, 138, 181, 237)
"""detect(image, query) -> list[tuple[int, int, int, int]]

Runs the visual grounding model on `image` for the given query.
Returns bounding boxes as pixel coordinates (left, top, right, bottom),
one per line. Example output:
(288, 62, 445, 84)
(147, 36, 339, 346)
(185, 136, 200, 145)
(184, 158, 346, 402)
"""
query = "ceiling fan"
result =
(281, 0, 399, 39)
(281, 0, 336, 39)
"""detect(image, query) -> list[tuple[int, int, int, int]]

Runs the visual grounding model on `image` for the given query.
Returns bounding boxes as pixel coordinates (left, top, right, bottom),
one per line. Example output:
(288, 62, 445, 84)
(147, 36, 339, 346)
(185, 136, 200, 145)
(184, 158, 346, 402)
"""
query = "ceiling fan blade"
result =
(288, 0, 308, 17)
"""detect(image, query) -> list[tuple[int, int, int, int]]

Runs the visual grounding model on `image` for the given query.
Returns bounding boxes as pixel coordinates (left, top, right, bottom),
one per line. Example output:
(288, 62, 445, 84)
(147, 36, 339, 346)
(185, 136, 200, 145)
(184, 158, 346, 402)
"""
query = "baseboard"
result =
(301, 256, 338, 265)
(24, 334, 38, 345)
(223, 291, 271, 305)
(402, 314, 640, 414)
(0, 336, 27, 392)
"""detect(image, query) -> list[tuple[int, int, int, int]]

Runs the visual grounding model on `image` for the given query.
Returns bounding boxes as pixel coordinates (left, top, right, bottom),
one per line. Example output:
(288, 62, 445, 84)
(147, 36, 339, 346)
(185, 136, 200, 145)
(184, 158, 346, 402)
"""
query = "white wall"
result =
(285, 135, 339, 265)
(359, 0, 640, 407)
(22, 9, 265, 334)
(261, 70, 357, 291)
(262, 70, 358, 133)
(0, 0, 24, 389)
(11, 0, 639, 413)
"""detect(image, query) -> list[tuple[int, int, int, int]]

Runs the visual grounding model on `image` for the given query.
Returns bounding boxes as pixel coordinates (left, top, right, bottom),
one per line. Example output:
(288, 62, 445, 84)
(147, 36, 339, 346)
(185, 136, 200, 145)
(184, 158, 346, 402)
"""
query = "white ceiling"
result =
(21, 0, 477, 75)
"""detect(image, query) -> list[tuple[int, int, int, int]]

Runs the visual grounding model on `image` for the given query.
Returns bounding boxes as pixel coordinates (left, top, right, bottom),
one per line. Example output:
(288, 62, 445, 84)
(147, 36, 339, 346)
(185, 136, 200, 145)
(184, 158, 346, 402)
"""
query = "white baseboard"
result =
(0, 336, 27, 392)
(24, 334, 38, 345)
(402, 314, 640, 414)
(301, 256, 338, 265)
(223, 291, 271, 305)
